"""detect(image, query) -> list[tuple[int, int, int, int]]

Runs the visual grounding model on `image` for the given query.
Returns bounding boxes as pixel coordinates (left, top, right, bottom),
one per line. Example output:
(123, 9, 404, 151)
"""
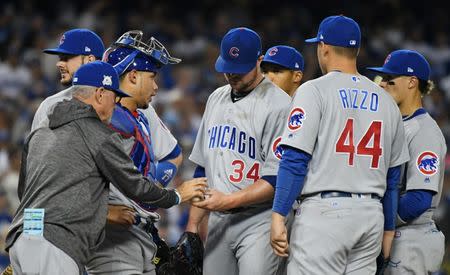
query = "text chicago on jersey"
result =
(208, 125, 256, 159)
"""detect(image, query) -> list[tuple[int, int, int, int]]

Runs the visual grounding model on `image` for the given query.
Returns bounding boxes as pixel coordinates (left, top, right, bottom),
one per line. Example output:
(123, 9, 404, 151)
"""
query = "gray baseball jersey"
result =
(386, 111, 446, 274)
(400, 111, 446, 221)
(281, 72, 409, 196)
(281, 72, 409, 275)
(189, 78, 292, 275)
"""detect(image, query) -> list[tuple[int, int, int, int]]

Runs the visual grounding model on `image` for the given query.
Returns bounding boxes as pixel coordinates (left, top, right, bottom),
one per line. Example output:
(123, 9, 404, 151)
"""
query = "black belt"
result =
(300, 191, 381, 200)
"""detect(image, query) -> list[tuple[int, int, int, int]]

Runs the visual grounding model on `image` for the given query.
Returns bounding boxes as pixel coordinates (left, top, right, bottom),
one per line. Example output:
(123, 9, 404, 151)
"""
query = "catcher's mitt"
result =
(157, 232, 204, 275)
(375, 251, 390, 275)
(1, 265, 12, 275)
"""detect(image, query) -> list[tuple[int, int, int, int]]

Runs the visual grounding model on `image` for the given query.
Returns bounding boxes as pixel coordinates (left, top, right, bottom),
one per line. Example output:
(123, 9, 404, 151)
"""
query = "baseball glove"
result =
(1, 265, 12, 275)
(157, 232, 204, 275)
(375, 251, 390, 275)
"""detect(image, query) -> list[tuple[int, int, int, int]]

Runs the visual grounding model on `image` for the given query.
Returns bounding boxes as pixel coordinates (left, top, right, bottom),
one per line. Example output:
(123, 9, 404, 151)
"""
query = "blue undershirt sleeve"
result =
(382, 166, 401, 230)
(160, 144, 182, 162)
(398, 190, 434, 222)
(261, 176, 276, 188)
(193, 165, 206, 178)
(272, 145, 312, 217)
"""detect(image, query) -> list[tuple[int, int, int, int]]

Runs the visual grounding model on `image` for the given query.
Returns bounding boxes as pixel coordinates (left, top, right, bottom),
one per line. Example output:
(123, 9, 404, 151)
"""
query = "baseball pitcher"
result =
(187, 27, 293, 275)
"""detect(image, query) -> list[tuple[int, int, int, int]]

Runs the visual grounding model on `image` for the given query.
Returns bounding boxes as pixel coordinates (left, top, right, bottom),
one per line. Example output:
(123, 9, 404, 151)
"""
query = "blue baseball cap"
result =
(305, 15, 361, 48)
(367, 50, 431, 81)
(72, 61, 130, 98)
(262, 45, 304, 71)
(44, 29, 105, 59)
(215, 27, 262, 74)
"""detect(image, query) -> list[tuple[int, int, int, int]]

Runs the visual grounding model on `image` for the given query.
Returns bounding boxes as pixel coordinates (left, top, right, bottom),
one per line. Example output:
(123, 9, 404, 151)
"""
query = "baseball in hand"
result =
(191, 196, 204, 202)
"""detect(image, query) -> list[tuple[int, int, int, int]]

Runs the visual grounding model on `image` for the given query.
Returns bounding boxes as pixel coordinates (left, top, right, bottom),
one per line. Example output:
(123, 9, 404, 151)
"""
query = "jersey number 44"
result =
(335, 118, 383, 169)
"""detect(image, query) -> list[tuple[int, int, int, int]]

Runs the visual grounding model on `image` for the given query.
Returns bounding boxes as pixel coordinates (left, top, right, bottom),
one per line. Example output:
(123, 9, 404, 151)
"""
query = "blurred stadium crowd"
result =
(0, 0, 449, 272)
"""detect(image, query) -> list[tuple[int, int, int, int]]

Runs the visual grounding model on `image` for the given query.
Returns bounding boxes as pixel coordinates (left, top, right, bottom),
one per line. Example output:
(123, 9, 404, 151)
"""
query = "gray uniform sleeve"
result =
(405, 131, 443, 192)
(31, 89, 73, 132)
(280, 82, 321, 154)
(139, 106, 177, 160)
(260, 101, 290, 177)
(389, 113, 409, 168)
(31, 101, 50, 132)
(95, 133, 178, 208)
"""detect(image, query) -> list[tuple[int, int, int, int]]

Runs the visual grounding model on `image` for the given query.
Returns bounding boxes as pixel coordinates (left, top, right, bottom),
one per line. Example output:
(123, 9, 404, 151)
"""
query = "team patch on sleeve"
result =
(287, 107, 305, 131)
(272, 136, 283, 160)
(416, 151, 439, 176)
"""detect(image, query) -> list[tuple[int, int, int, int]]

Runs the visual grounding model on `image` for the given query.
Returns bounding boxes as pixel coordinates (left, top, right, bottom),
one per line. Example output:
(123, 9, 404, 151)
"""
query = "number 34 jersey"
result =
(280, 72, 409, 197)
(189, 78, 291, 194)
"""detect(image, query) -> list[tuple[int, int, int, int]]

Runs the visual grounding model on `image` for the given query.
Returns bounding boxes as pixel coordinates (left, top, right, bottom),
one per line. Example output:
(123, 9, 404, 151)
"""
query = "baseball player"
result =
(32, 28, 105, 130)
(270, 15, 409, 274)
(86, 30, 183, 275)
(261, 45, 304, 97)
(368, 50, 446, 274)
(186, 27, 292, 275)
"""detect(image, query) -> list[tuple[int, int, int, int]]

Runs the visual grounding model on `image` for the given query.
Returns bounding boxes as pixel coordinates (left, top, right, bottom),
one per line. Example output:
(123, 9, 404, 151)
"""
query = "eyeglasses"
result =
(115, 96, 122, 104)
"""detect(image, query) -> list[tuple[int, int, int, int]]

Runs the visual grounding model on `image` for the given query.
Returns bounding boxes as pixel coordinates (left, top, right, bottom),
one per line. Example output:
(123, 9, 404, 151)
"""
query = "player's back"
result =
(295, 71, 407, 196)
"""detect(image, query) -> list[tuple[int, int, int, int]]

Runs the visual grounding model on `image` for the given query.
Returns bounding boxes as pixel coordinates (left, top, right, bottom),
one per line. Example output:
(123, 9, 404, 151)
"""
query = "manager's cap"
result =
(72, 61, 130, 98)
(215, 27, 262, 74)
(367, 49, 431, 81)
(44, 28, 105, 59)
(262, 45, 304, 71)
(305, 15, 361, 48)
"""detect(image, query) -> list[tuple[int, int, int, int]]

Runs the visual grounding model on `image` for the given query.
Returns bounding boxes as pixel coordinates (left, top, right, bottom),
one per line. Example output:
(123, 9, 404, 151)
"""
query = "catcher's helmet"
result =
(103, 30, 181, 75)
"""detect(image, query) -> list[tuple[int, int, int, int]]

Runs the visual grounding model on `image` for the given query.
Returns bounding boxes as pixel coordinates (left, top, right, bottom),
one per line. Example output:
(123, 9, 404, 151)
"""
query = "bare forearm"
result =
(186, 206, 209, 233)
(227, 179, 274, 209)
(382, 230, 395, 258)
(168, 152, 183, 167)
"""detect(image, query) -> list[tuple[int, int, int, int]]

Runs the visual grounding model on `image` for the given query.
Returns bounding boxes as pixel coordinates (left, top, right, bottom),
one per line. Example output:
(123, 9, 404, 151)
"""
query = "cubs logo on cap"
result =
(262, 45, 304, 71)
(268, 47, 278, 56)
(59, 34, 66, 45)
(215, 27, 262, 74)
(229, 47, 240, 58)
(288, 107, 306, 131)
(416, 151, 439, 176)
(272, 136, 283, 160)
(367, 50, 431, 81)
(43, 28, 105, 59)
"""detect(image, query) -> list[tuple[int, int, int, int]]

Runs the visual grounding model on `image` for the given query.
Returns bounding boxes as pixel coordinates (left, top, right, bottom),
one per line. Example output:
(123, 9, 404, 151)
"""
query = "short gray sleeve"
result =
(31, 89, 73, 132)
(390, 113, 409, 168)
(260, 102, 290, 177)
(405, 131, 443, 192)
(280, 83, 321, 154)
(139, 106, 177, 160)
